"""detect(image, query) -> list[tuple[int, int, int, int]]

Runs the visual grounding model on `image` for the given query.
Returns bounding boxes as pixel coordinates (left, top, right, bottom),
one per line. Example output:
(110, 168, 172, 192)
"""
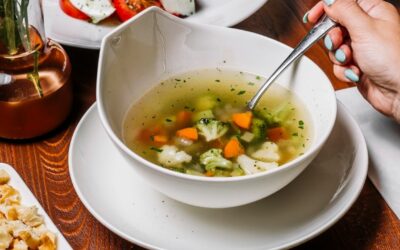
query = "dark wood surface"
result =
(1, 0, 400, 249)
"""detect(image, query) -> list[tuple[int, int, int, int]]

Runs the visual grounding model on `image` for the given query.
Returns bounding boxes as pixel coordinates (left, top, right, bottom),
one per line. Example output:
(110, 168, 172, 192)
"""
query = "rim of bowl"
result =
(96, 7, 337, 183)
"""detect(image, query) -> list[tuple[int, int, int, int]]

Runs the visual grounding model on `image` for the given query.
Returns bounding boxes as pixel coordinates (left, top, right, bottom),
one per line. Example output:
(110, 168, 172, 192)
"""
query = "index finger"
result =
(303, 1, 325, 24)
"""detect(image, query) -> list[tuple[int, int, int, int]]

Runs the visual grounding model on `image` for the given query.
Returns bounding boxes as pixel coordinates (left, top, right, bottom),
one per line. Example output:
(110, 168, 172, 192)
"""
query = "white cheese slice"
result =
(160, 0, 195, 16)
(70, 0, 115, 23)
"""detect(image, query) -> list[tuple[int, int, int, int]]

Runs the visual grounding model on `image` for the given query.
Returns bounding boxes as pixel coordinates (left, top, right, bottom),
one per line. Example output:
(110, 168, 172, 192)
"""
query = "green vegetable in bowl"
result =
(200, 149, 232, 171)
(196, 118, 229, 142)
(250, 118, 266, 142)
(256, 103, 295, 127)
(192, 110, 215, 122)
(194, 94, 218, 111)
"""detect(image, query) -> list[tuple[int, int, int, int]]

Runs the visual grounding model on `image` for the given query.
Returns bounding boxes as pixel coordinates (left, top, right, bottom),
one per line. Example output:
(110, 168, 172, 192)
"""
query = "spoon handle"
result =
(247, 15, 337, 110)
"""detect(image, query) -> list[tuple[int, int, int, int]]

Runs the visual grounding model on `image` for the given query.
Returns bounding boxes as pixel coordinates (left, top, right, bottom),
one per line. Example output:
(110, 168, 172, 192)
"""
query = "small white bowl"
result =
(97, 7, 337, 208)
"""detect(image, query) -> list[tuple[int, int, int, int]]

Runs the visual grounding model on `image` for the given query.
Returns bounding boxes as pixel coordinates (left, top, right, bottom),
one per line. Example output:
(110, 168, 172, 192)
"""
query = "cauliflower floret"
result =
(237, 155, 278, 175)
(196, 118, 229, 142)
(199, 149, 232, 171)
(157, 145, 192, 168)
(251, 142, 281, 162)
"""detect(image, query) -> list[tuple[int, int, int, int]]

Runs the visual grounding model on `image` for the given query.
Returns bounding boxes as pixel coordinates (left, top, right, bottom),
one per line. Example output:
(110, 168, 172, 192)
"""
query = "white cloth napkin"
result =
(336, 87, 400, 219)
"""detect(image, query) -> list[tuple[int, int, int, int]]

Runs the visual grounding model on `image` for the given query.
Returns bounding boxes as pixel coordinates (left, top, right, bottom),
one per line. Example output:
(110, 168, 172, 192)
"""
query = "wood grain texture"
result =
(0, 0, 399, 249)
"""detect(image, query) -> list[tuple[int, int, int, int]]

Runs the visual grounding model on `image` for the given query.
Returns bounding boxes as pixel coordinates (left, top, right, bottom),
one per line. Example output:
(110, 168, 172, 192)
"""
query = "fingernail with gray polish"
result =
(344, 69, 359, 83)
(335, 49, 346, 63)
(324, 35, 333, 51)
(302, 12, 309, 24)
(323, 0, 335, 6)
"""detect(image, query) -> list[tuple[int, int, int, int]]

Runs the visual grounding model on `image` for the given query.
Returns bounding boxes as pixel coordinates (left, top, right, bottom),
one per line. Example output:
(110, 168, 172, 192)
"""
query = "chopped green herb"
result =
(165, 118, 172, 122)
(217, 98, 221, 102)
(248, 82, 255, 86)
(292, 133, 298, 137)
(256, 76, 261, 80)
(175, 79, 181, 82)
(237, 90, 246, 95)
(150, 147, 163, 153)
(298, 120, 304, 129)
(215, 79, 220, 82)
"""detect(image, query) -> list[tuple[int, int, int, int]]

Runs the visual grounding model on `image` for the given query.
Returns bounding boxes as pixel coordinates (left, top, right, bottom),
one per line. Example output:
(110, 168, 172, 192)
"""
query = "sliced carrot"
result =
(205, 170, 215, 177)
(176, 127, 198, 140)
(232, 112, 253, 129)
(267, 127, 289, 142)
(176, 111, 193, 128)
(153, 135, 168, 144)
(224, 138, 245, 158)
(137, 125, 167, 144)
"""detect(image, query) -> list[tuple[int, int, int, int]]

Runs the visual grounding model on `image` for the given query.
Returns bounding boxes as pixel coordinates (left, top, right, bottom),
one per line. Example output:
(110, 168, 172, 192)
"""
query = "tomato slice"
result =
(60, 0, 90, 21)
(113, 0, 162, 22)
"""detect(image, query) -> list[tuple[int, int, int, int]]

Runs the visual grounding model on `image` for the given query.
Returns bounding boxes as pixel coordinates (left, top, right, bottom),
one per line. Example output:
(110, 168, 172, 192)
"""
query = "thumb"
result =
(323, 0, 372, 37)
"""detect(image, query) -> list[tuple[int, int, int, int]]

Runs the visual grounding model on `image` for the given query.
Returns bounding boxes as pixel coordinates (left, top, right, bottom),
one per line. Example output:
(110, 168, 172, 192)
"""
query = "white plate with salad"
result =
(68, 102, 368, 249)
(42, 0, 268, 49)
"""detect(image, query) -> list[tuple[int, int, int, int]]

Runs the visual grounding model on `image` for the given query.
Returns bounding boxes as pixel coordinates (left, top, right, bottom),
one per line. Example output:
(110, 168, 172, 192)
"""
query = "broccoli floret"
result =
(199, 149, 233, 171)
(251, 118, 266, 142)
(196, 118, 229, 142)
(256, 103, 294, 127)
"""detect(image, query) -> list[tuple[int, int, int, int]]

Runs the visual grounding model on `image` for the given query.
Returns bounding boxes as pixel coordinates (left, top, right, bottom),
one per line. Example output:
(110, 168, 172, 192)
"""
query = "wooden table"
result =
(1, 0, 400, 249)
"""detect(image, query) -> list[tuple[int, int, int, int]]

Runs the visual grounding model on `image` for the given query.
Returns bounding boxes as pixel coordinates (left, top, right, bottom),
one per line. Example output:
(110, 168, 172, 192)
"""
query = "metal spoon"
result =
(247, 15, 337, 110)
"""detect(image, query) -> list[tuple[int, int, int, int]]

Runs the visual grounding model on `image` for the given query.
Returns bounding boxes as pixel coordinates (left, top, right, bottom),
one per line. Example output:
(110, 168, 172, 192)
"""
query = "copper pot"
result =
(0, 40, 72, 139)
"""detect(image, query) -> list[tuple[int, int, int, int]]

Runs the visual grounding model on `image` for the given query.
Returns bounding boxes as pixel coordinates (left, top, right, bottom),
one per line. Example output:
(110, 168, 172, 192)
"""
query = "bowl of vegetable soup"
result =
(97, 7, 337, 208)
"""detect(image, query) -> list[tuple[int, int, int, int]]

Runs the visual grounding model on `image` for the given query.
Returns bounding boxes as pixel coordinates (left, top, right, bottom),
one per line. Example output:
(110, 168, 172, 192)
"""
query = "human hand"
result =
(304, 0, 400, 122)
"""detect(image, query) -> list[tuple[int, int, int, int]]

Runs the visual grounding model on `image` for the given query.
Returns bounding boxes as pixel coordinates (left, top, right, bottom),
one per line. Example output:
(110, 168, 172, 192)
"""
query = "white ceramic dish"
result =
(69, 103, 368, 249)
(42, 0, 267, 49)
(0, 163, 72, 250)
(96, 7, 337, 208)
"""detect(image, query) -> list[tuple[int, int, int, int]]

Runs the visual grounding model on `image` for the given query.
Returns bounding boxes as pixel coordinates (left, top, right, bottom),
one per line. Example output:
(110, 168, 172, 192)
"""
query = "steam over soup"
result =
(123, 69, 312, 177)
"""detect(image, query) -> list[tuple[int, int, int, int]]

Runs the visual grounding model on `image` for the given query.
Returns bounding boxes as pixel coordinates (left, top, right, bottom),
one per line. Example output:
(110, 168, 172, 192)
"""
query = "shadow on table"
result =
(234, 0, 297, 39)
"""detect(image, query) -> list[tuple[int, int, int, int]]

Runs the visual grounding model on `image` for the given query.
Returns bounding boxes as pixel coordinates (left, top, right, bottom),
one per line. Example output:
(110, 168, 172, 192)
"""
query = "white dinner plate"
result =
(43, 0, 268, 49)
(68, 102, 368, 249)
(0, 163, 72, 250)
